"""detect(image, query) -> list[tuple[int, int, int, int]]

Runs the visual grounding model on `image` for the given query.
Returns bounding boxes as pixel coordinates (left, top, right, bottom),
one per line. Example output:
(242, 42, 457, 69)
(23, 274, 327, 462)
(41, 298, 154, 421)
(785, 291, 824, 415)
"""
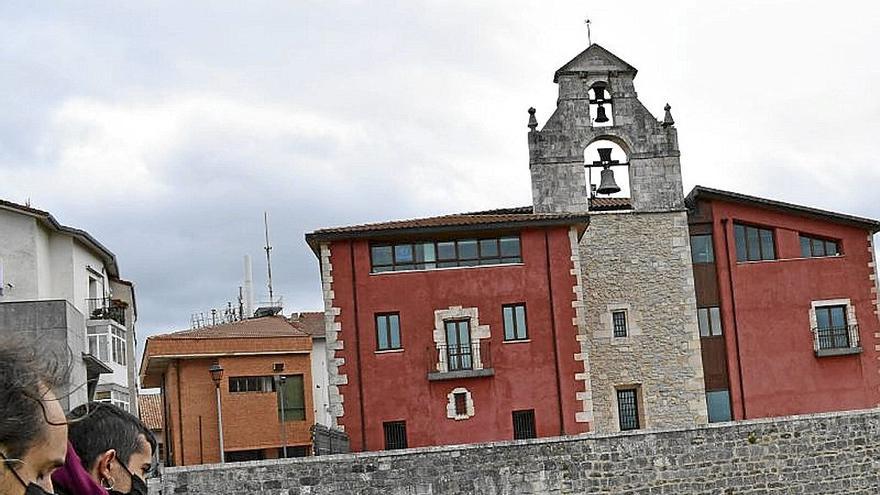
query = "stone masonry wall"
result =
(581, 210, 708, 432)
(150, 408, 880, 494)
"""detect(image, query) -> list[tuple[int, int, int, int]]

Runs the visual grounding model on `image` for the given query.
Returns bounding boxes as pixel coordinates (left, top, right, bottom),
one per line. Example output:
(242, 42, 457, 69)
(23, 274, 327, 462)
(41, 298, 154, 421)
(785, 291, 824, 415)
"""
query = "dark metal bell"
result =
(596, 167, 621, 195)
(595, 105, 609, 123)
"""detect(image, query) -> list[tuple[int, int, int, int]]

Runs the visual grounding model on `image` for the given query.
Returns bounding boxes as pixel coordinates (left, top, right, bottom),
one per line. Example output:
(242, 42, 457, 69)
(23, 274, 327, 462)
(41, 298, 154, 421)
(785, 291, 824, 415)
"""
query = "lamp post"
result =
(278, 375, 288, 458)
(209, 363, 225, 463)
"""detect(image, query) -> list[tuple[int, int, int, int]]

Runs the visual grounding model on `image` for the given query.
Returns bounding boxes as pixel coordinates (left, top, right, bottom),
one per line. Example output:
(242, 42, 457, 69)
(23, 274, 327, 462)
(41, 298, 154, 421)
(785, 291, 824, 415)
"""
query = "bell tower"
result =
(528, 43, 683, 213)
(528, 43, 708, 433)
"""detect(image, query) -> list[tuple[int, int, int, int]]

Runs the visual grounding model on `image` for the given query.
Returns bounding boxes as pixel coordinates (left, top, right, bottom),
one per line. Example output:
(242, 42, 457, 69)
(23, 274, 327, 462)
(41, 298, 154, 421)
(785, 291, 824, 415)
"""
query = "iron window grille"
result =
(383, 421, 408, 450)
(690, 234, 715, 263)
(733, 223, 776, 262)
(612, 310, 628, 338)
(697, 307, 723, 337)
(370, 236, 521, 273)
(453, 392, 468, 416)
(512, 410, 536, 440)
(617, 388, 640, 431)
(800, 235, 840, 258)
(375, 313, 402, 351)
(503, 304, 528, 341)
(813, 305, 858, 351)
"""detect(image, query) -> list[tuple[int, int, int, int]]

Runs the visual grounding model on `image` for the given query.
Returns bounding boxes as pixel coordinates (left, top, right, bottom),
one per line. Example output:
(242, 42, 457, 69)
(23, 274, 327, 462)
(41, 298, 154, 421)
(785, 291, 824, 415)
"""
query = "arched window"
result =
(588, 82, 613, 127)
(584, 140, 630, 198)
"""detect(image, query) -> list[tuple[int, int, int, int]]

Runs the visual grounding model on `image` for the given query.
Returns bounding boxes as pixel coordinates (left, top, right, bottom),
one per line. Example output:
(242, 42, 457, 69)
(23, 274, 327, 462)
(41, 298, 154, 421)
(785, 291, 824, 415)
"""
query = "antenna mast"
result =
(264, 211, 275, 304)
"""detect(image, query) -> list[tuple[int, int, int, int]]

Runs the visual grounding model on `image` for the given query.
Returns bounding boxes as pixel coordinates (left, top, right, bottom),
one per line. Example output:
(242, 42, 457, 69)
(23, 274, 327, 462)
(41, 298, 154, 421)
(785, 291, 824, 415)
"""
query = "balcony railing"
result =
(86, 297, 126, 326)
(426, 341, 493, 380)
(812, 324, 861, 357)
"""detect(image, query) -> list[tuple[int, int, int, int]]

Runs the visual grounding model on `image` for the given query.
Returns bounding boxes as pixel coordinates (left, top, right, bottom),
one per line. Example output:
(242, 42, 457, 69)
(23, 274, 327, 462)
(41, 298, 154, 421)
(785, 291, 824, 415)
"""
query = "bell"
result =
(595, 105, 609, 123)
(596, 167, 621, 195)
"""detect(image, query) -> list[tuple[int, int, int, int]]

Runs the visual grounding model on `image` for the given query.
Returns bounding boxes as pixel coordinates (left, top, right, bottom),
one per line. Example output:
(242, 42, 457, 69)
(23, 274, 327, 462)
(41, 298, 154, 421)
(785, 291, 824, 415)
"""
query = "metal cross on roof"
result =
(584, 18, 592, 46)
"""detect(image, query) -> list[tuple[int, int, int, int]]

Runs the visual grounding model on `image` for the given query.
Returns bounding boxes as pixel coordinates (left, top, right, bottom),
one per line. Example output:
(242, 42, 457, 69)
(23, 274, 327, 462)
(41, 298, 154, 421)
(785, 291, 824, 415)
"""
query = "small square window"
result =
(383, 421, 407, 450)
(612, 310, 628, 338)
(376, 313, 402, 351)
(690, 235, 714, 263)
(512, 410, 536, 440)
(697, 307, 723, 337)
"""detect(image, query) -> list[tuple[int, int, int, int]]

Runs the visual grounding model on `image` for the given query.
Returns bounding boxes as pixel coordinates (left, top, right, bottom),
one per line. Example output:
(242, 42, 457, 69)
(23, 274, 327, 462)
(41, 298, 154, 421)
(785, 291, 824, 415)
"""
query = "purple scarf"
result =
(52, 442, 109, 495)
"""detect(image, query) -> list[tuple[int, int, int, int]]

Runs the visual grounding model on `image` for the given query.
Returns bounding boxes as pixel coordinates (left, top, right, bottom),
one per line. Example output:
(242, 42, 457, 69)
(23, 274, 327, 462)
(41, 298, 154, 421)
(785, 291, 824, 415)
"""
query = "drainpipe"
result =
(721, 218, 747, 419)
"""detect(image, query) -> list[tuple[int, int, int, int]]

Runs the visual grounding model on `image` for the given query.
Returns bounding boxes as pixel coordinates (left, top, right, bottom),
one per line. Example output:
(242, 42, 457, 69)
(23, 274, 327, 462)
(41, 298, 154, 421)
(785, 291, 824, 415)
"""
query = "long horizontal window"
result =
(800, 234, 839, 258)
(371, 236, 521, 273)
(229, 376, 276, 393)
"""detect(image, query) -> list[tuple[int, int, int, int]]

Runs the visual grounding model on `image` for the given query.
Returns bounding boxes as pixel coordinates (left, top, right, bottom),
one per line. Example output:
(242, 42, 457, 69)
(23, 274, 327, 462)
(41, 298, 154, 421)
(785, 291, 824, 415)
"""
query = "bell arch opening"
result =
(584, 139, 630, 199)
(588, 82, 613, 128)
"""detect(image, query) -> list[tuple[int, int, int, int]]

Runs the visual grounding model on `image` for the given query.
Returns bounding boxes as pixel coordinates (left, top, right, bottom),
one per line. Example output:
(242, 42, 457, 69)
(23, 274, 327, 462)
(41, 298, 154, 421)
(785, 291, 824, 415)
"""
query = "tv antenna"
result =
(263, 211, 275, 304)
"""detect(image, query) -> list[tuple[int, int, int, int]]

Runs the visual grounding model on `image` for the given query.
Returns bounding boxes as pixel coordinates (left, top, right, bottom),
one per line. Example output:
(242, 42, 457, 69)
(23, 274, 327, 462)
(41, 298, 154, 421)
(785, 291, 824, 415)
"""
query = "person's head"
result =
(67, 402, 156, 494)
(0, 338, 70, 495)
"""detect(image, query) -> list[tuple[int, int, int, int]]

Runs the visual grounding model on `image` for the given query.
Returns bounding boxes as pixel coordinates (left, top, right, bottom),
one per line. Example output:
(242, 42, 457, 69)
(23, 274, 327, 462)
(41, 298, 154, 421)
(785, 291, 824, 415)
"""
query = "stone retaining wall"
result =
(150, 409, 880, 494)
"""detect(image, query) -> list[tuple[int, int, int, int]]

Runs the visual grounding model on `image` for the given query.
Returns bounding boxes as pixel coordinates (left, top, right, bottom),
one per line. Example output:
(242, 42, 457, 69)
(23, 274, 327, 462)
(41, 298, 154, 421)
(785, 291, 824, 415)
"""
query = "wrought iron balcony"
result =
(86, 297, 126, 326)
(426, 341, 493, 381)
(812, 324, 861, 357)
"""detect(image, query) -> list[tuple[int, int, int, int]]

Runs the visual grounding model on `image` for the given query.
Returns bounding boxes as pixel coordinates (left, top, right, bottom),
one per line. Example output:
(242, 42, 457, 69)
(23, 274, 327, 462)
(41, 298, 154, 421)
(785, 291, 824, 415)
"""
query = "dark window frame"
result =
(612, 310, 628, 338)
(733, 223, 776, 262)
(690, 234, 715, 263)
(383, 421, 408, 450)
(375, 312, 402, 351)
(502, 303, 529, 341)
(512, 409, 536, 440)
(814, 305, 851, 350)
(228, 376, 276, 394)
(370, 235, 522, 273)
(453, 392, 468, 416)
(617, 388, 640, 431)
(799, 234, 841, 258)
(697, 307, 723, 337)
(444, 319, 473, 371)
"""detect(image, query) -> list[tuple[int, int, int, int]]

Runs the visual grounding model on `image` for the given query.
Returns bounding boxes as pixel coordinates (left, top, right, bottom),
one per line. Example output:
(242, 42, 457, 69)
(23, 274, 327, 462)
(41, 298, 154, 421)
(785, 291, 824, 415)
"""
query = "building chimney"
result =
(243, 255, 255, 318)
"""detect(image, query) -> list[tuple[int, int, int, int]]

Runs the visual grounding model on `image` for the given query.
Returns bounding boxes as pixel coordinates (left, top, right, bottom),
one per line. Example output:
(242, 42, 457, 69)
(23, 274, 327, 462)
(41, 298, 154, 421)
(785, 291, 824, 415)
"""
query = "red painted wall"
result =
(329, 226, 588, 452)
(705, 200, 880, 420)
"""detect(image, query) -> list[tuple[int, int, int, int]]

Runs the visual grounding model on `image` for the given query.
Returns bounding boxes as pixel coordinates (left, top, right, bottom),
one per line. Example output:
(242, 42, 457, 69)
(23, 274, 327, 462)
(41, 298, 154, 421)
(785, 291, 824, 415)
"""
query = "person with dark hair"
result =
(0, 337, 71, 495)
(53, 402, 156, 495)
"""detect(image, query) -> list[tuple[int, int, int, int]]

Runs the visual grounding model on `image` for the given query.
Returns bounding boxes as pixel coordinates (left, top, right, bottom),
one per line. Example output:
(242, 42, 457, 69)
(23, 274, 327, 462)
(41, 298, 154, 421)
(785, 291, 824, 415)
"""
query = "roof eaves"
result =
(686, 186, 880, 233)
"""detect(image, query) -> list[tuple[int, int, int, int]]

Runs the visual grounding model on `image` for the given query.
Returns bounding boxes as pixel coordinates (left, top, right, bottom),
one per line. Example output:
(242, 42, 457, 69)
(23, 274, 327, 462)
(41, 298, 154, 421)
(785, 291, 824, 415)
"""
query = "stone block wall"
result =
(150, 408, 880, 494)
(580, 211, 707, 432)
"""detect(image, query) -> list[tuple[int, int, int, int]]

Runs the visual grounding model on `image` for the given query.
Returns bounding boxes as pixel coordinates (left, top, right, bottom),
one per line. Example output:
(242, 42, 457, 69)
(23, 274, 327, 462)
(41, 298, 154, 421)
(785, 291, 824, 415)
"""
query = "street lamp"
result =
(209, 363, 225, 463)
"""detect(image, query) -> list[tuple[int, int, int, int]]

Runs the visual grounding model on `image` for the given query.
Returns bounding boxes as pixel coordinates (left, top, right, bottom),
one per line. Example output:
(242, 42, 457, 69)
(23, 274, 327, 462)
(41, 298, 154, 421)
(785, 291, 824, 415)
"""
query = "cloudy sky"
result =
(2, 1, 878, 341)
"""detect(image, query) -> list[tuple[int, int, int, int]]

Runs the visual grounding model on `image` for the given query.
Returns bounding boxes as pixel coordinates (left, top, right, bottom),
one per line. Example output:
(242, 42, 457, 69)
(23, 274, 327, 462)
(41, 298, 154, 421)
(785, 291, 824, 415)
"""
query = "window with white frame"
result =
(810, 300, 861, 356)
(88, 325, 126, 366)
(94, 390, 130, 411)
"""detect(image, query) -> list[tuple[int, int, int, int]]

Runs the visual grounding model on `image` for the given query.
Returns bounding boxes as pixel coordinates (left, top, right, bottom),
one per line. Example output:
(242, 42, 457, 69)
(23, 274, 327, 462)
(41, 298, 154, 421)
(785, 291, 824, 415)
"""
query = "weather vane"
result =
(584, 18, 592, 46)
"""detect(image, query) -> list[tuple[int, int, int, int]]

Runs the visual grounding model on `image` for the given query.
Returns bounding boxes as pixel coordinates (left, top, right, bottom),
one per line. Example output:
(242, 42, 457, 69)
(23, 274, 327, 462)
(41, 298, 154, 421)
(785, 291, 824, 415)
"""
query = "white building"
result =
(290, 312, 331, 426)
(0, 199, 138, 412)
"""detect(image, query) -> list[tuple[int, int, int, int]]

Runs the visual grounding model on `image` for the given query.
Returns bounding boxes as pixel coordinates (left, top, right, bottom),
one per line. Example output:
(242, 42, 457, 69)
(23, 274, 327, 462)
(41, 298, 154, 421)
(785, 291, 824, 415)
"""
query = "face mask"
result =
(107, 458, 147, 495)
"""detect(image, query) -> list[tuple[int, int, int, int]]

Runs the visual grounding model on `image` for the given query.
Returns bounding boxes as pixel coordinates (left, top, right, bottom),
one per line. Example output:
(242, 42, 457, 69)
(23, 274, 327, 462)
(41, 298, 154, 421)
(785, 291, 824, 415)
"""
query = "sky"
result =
(2, 1, 878, 341)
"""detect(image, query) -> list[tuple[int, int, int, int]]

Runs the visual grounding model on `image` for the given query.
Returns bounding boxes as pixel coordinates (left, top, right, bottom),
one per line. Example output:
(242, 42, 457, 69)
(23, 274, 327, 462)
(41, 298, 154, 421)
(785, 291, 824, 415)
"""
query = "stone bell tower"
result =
(528, 44, 708, 432)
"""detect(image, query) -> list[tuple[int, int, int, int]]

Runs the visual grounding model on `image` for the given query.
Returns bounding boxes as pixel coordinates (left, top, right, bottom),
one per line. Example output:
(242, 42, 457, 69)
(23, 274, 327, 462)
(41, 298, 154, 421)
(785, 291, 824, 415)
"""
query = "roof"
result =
(0, 198, 120, 278)
(138, 394, 164, 431)
(305, 207, 591, 255)
(291, 312, 325, 338)
(148, 316, 310, 340)
(686, 186, 880, 233)
(554, 43, 638, 83)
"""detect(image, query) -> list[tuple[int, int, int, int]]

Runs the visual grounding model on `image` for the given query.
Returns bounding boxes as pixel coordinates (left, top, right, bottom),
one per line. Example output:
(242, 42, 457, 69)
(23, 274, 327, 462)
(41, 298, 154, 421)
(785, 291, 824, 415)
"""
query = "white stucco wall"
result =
(0, 209, 40, 300)
(310, 337, 331, 426)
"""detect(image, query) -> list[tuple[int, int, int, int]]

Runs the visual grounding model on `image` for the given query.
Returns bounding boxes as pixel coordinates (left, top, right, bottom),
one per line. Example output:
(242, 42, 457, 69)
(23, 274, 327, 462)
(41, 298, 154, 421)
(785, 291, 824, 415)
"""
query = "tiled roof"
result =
(291, 312, 325, 338)
(589, 197, 633, 211)
(138, 394, 163, 431)
(149, 316, 309, 340)
(686, 186, 880, 233)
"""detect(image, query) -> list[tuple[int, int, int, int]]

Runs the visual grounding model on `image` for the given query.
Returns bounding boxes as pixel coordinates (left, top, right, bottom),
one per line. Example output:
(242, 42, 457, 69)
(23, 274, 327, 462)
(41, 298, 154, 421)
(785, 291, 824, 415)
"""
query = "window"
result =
(87, 325, 126, 366)
(612, 310, 628, 338)
(277, 375, 306, 421)
(800, 235, 840, 258)
(453, 392, 467, 416)
(376, 313, 402, 351)
(229, 376, 276, 393)
(512, 410, 536, 440)
(706, 390, 732, 423)
(383, 421, 407, 450)
(734, 224, 775, 262)
(617, 388, 640, 431)
(503, 304, 528, 341)
(94, 390, 130, 411)
(814, 305, 850, 350)
(278, 446, 310, 458)
(697, 307, 723, 337)
(690, 234, 715, 263)
(225, 449, 265, 463)
(444, 320, 473, 371)
(370, 236, 521, 273)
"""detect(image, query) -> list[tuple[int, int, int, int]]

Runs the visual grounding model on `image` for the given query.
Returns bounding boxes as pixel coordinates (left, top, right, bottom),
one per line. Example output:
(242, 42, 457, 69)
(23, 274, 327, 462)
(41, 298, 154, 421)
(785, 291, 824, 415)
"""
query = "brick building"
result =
(306, 42, 880, 452)
(140, 316, 314, 465)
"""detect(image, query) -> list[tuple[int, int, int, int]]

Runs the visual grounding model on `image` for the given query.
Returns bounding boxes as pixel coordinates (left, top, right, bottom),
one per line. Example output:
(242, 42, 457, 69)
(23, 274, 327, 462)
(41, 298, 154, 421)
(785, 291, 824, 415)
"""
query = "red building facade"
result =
(306, 212, 592, 451)
(687, 187, 880, 422)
